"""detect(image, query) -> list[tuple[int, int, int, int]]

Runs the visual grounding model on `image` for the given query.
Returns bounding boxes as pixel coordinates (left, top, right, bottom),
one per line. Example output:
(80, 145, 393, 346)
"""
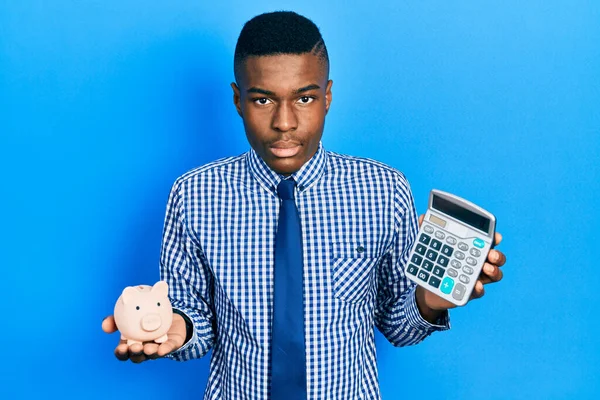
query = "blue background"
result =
(1, 1, 599, 399)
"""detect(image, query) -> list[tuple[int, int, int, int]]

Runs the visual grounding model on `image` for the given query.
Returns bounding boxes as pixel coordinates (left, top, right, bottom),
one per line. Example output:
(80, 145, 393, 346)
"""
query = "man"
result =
(102, 11, 506, 399)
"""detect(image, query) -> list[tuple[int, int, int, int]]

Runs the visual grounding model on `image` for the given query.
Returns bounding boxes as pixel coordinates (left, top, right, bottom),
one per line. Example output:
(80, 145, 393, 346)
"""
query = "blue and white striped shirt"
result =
(160, 142, 450, 400)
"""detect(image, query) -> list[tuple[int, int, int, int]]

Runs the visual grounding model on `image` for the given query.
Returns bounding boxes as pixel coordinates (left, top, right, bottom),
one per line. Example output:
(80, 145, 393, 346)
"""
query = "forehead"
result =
(240, 53, 326, 90)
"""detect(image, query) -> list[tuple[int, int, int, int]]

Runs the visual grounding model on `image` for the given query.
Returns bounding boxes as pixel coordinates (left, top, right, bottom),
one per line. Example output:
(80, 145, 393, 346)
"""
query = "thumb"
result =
(157, 333, 185, 357)
(156, 316, 187, 357)
(101, 315, 118, 334)
(418, 214, 425, 227)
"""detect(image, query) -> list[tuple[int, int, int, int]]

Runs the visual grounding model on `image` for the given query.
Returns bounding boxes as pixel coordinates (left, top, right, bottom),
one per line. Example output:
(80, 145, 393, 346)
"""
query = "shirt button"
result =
(356, 246, 365, 253)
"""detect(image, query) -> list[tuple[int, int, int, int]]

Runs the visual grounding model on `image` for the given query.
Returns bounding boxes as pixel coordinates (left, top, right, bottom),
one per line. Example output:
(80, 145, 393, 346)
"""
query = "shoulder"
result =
(326, 150, 412, 189)
(170, 152, 247, 193)
(326, 150, 414, 212)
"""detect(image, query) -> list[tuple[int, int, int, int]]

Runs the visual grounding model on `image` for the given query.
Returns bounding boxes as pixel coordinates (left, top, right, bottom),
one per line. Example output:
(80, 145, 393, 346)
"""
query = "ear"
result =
(121, 286, 138, 305)
(325, 79, 333, 115)
(152, 281, 169, 297)
(231, 82, 243, 118)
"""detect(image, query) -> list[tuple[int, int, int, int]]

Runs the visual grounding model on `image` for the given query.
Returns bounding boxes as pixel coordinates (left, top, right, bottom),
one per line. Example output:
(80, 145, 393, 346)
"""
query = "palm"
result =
(102, 312, 187, 362)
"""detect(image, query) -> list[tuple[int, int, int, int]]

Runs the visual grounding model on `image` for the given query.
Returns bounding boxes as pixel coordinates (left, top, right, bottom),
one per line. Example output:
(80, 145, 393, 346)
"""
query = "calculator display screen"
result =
(432, 195, 490, 233)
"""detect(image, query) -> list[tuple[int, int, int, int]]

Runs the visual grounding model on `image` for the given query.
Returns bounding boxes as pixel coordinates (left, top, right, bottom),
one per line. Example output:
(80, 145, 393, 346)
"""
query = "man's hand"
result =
(101, 312, 187, 363)
(414, 214, 507, 321)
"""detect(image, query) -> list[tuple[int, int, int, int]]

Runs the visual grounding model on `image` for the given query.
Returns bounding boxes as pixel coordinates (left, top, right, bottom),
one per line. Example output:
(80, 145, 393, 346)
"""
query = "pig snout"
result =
(141, 314, 162, 332)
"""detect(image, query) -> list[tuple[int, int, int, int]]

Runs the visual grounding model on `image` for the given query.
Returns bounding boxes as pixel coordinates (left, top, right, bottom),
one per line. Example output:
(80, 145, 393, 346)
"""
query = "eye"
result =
(157, 302, 161, 307)
(253, 98, 271, 105)
(136, 306, 140, 310)
(298, 96, 314, 104)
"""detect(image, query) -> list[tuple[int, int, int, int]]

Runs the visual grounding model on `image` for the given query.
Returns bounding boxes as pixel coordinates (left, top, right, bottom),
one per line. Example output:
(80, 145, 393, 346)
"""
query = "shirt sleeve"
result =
(159, 178, 216, 361)
(374, 173, 450, 347)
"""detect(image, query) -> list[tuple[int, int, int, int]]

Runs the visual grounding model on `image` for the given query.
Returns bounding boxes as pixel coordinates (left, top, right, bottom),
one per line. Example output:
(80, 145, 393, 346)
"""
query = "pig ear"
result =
(152, 281, 169, 297)
(121, 286, 138, 305)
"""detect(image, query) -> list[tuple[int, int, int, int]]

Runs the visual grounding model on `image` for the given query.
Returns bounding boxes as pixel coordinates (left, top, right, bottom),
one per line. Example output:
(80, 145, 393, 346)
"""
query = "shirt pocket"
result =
(331, 242, 384, 304)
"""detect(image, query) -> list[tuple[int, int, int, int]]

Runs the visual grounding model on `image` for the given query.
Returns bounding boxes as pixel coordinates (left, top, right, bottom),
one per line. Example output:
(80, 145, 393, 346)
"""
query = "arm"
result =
(160, 178, 216, 361)
(374, 173, 450, 347)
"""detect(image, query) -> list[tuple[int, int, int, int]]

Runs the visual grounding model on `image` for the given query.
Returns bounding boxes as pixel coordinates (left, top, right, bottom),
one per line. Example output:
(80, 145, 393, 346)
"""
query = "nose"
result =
(141, 314, 162, 332)
(272, 102, 297, 132)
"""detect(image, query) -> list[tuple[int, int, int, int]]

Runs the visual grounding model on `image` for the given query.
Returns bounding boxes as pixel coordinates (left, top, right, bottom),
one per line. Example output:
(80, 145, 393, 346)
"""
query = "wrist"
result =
(172, 309, 193, 343)
(415, 286, 445, 324)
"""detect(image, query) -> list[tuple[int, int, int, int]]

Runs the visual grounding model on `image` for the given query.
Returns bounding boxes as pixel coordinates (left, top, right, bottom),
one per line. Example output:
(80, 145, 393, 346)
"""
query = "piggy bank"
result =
(113, 281, 173, 346)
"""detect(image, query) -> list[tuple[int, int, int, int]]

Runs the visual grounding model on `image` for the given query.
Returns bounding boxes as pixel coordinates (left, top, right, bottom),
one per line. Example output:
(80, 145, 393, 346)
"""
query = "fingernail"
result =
(485, 265, 494, 274)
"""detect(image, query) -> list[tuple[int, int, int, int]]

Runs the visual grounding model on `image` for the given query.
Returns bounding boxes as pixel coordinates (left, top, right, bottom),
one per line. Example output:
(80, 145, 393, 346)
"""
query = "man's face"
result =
(232, 53, 332, 175)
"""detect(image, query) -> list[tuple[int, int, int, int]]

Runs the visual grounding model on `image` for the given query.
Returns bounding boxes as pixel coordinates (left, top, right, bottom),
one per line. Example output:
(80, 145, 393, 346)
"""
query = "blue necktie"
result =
(271, 178, 307, 399)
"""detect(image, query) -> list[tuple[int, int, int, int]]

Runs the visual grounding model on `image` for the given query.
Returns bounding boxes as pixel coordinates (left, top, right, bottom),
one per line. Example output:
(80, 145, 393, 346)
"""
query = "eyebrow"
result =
(293, 84, 320, 94)
(246, 84, 321, 96)
(247, 87, 275, 96)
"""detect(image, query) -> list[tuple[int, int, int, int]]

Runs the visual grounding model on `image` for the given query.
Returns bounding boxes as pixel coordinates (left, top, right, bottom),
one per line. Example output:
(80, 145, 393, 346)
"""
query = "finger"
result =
(129, 351, 148, 364)
(157, 334, 185, 357)
(487, 249, 506, 266)
(102, 315, 118, 333)
(115, 343, 130, 361)
(469, 280, 485, 300)
(144, 343, 160, 360)
(128, 342, 148, 364)
(418, 214, 425, 227)
(129, 342, 144, 354)
(494, 232, 503, 246)
(480, 262, 504, 284)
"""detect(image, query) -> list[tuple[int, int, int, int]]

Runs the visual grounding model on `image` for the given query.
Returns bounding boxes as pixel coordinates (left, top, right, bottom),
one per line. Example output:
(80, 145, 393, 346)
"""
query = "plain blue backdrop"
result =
(1, 1, 599, 399)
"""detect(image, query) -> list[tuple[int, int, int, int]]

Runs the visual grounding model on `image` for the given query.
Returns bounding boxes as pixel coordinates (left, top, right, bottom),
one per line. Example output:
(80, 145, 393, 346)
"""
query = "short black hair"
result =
(233, 11, 329, 83)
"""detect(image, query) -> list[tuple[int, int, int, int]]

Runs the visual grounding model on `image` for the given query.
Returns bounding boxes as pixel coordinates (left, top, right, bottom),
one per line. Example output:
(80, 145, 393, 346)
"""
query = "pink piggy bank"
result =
(113, 281, 173, 346)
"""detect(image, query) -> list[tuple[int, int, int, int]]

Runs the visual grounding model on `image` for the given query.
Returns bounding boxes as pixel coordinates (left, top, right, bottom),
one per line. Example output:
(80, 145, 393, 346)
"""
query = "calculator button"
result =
(470, 248, 481, 257)
(417, 270, 430, 282)
(447, 268, 458, 278)
(466, 257, 477, 266)
(411, 254, 423, 266)
(425, 250, 438, 262)
(407, 264, 419, 275)
(419, 234, 431, 245)
(473, 238, 485, 248)
(424, 225, 434, 234)
(446, 236, 457, 245)
(441, 245, 453, 257)
(434, 231, 445, 240)
(450, 260, 462, 269)
(463, 266, 474, 275)
(415, 244, 427, 255)
(454, 251, 465, 260)
(459, 274, 470, 284)
(437, 255, 449, 267)
(429, 276, 441, 288)
(430, 239, 442, 251)
(432, 266, 445, 278)
(452, 283, 467, 301)
(458, 242, 469, 251)
(440, 277, 454, 294)
(422, 260, 434, 272)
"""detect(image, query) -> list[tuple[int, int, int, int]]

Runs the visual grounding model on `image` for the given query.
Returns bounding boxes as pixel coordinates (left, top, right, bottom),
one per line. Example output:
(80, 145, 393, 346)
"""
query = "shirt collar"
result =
(246, 141, 328, 196)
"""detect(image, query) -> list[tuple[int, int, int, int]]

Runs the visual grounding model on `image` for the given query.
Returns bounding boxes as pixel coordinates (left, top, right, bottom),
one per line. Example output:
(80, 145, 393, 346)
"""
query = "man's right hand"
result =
(102, 312, 187, 363)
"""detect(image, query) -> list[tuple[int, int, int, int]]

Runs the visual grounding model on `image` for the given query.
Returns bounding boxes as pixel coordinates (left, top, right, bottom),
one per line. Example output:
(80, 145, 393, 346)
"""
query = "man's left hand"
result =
(415, 214, 507, 318)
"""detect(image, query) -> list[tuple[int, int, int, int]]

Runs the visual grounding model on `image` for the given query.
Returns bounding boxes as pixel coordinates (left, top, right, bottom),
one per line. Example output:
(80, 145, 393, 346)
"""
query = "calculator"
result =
(405, 190, 496, 306)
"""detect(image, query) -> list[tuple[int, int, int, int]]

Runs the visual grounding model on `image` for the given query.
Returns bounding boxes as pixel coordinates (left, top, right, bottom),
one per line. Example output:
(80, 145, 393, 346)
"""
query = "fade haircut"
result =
(233, 11, 329, 84)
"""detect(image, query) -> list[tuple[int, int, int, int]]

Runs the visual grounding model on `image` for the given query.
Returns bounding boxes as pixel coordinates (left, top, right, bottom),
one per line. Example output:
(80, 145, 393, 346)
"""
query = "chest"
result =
(187, 180, 395, 310)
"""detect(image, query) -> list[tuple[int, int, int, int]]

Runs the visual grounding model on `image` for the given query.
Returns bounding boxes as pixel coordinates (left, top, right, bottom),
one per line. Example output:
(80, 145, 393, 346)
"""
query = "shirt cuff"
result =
(405, 285, 451, 331)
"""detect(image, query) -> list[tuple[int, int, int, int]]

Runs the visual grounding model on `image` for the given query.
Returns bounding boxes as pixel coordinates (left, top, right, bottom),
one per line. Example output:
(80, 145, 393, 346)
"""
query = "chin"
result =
(269, 158, 303, 175)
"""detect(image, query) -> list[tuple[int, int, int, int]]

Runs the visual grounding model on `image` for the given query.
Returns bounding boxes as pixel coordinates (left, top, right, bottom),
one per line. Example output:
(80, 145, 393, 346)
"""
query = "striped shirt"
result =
(160, 141, 450, 399)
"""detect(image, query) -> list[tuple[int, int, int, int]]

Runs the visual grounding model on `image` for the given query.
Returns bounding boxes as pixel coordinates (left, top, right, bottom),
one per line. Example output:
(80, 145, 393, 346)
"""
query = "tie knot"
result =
(277, 178, 296, 200)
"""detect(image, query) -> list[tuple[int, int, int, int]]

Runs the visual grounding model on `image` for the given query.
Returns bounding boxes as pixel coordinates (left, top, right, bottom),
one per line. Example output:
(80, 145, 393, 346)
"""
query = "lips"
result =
(270, 142, 301, 158)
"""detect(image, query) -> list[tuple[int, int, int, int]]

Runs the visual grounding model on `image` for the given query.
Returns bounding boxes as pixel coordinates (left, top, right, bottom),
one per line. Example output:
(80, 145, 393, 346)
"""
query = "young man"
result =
(102, 11, 506, 399)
